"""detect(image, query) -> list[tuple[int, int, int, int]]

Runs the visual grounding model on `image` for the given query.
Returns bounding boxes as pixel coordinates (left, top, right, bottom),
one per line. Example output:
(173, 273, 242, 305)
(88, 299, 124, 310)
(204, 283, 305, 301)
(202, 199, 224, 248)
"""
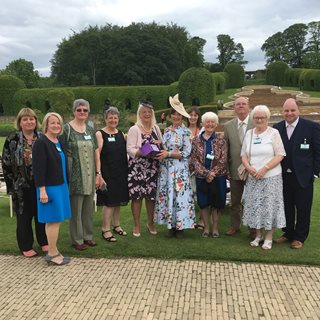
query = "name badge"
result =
(206, 154, 214, 160)
(56, 146, 62, 152)
(108, 137, 115, 142)
(300, 143, 309, 150)
(253, 137, 262, 144)
(84, 135, 92, 140)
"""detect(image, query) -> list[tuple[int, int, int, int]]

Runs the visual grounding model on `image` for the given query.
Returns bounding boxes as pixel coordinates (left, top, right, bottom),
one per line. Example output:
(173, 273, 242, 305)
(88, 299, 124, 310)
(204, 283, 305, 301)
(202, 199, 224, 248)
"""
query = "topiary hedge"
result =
(0, 75, 26, 115)
(266, 61, 289, 86)
(177, 67, 215, 106)
(223, 63, 244, 88)
(211, 72, 226, 93)
(299, 69, 320, 91)
(284, 68, 304, 87)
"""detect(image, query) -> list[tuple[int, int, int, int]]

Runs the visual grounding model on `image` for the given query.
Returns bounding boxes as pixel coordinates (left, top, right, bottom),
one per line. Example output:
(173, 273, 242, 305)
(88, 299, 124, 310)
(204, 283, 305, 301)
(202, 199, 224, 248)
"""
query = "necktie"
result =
(238, 122, 244, 142)
(287, 124, 294, 139)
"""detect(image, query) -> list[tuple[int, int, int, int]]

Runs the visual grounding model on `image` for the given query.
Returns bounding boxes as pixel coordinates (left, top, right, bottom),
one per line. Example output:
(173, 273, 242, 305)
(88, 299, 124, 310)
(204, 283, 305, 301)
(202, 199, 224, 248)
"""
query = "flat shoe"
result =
(212, 232, 220, 238)
(250, 237, 263, 247)
(262, 239, 273, 250)
(291, 240, 304, 249)
(22, 249, 38, 257)
(202, 232, 209, 238)
(113, 225, 128, 236)
(274, 236, 289, 244)
(133, 232, 141, 237)
(41, 245, 49, 252)
(146, 224, 157, 235)
(102, 230, 117, 242)
(72, 243, 87, 250)
(45, 254, 70, 266)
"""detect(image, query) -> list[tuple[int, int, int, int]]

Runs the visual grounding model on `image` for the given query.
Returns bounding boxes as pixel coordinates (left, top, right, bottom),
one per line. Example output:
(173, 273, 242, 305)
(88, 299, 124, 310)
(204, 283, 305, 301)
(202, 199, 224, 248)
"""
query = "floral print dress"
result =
(154, 125, 196, 230)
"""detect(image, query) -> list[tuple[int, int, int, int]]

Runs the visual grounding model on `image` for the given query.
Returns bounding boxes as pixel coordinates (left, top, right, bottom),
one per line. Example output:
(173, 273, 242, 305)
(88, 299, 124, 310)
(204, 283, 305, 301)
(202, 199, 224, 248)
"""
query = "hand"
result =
(152, 139, 162, 146)
(95, 174, 104, 188)
(253, 167, 267, 180)
(155, 150, 169, 161)
(40, 189, 48, 203)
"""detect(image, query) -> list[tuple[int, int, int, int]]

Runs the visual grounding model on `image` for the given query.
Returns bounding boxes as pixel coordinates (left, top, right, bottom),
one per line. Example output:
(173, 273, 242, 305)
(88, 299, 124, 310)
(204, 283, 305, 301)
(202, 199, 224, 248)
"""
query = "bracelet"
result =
(264, 165, 270, 170)
(168, 151, 172, 158)
(96, 171, 101, 175)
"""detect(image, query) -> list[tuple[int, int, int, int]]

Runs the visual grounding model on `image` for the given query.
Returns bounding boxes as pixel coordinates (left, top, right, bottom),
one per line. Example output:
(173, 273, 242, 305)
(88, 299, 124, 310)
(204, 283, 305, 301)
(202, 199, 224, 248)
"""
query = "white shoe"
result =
(250, 236, 263, 247)
(262, 239, 272, 250)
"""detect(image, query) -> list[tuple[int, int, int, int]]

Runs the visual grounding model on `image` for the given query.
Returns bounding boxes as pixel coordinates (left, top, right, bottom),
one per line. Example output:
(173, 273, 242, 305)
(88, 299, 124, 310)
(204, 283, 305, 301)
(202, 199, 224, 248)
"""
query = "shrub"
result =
(300, 69, 320, 91)
(284, 68, 304, 87)
(0, 122, 15, 136)
(223, 63, 244, 88)
(266, 61, 289, 86)
(0, 75, 26, 115)
(177, 67, 215, 106)
(211, 72, 226, 93)
(46, 89, 75, 118)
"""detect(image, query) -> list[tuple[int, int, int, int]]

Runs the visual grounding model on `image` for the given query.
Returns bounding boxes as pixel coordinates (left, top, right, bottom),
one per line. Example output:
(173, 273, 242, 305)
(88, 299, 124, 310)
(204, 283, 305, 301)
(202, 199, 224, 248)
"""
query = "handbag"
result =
(237, 129, 253, 181)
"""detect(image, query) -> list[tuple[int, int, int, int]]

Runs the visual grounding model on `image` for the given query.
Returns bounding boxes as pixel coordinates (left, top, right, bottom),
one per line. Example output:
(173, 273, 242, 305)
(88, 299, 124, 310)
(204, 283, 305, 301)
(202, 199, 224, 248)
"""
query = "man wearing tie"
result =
(274, 98, 320, 249)
(224, 96, 254, 238)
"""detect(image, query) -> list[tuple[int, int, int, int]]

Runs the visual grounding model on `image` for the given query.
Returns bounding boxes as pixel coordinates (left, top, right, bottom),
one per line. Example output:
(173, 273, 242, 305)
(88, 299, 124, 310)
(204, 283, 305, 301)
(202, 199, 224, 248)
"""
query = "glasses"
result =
(253, 117, 267, 121)
(76, 108, 89, 113)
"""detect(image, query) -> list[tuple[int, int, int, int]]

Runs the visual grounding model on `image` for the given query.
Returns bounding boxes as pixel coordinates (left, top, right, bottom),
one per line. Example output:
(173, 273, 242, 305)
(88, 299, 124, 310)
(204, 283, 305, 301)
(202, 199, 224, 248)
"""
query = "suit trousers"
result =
(69, 194, 95, 245)
(282, 172, 313, 243)
(229, 179, 245, 229)
(16, 185, 47, 252)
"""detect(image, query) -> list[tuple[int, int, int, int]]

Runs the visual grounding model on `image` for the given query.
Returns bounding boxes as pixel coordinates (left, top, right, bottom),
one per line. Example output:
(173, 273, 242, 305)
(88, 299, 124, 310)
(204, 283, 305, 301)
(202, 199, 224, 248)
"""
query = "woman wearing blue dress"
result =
(32, 112, 71, 266)
(155, 94, 196, 238)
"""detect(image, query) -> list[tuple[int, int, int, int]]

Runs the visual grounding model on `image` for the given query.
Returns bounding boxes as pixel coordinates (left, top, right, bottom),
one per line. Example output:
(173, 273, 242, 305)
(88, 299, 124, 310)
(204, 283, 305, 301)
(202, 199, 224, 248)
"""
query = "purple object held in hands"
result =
(140, 142, 160, 158)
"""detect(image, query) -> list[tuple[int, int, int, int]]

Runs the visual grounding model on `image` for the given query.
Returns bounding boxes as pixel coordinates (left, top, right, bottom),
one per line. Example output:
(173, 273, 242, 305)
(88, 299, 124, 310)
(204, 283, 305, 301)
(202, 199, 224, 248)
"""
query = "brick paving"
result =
(1, 255, 320, 319)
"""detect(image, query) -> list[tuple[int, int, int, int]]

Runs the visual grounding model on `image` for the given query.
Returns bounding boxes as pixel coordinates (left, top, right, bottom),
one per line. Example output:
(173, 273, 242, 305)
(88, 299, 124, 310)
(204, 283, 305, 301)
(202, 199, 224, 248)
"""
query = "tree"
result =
(261, 32, 286, 64)
(283, 23, 308, 67)
(216, 34, 246, 70)
(3, 59, 40, 88)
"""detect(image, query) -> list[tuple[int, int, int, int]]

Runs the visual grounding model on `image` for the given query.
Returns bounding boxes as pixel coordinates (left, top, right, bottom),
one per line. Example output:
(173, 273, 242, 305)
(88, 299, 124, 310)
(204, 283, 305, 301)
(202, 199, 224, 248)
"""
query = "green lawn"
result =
(0, 179, 319, 265)
(0, 137, 5, 152)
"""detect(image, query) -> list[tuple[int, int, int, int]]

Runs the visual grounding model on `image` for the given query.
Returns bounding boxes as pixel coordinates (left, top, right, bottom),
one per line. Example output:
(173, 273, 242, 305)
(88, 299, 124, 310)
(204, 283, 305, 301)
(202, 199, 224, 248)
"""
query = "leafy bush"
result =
(223, 63, 244, 88)
(266, 61, 289, 86)
(0, 75, 26, 115)
(300, 69, 320, 91)
(211, 72, 226, 93)
(284, 68, 304, 87)
(0, 122, 15, 136)
(46, 88, 75, 118)
(177, 67, 215, 105)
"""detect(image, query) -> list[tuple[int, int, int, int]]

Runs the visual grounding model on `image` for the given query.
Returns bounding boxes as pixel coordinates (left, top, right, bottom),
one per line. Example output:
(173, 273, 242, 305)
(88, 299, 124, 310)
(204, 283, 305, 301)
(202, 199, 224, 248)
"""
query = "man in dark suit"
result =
(274, 98, 320, 249)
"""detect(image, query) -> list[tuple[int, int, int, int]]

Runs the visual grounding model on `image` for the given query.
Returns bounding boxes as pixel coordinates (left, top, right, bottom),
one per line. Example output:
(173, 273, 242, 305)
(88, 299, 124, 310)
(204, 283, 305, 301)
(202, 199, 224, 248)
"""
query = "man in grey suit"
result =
(224, 97, 254, 237)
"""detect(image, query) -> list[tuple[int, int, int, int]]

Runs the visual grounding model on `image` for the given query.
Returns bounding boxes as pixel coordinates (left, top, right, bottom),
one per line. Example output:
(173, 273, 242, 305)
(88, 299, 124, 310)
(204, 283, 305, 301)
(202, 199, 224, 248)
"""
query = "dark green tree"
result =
(261, 32, 286, 64)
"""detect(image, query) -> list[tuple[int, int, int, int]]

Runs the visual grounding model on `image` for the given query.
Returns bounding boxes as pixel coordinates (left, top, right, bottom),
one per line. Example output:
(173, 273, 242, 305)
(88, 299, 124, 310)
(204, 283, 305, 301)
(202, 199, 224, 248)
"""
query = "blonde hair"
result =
(136, 104, 157, 129)
(15, 108, 39, 131)
(42, 112, 64, 134)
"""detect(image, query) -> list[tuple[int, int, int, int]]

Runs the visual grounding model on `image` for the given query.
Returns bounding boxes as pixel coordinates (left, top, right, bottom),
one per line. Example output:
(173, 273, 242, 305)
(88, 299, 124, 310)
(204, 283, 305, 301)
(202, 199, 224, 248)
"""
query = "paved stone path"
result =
(1, 255, 320, 319)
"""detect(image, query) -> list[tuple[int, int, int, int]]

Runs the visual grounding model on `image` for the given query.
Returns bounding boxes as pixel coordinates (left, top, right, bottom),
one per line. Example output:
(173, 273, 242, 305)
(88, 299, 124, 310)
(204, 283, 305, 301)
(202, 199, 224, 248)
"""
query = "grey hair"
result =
(104, 106, 119, 118)
(201, 111, 219, 124)
(73, 99, 90, 112)
(252, 105, 270, 119)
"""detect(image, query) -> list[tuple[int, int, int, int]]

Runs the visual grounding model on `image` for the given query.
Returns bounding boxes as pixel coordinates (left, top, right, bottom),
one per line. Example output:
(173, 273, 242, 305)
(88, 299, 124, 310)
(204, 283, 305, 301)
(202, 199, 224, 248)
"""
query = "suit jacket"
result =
(224, 117, 254, 179)
(274, 117, 320, 188)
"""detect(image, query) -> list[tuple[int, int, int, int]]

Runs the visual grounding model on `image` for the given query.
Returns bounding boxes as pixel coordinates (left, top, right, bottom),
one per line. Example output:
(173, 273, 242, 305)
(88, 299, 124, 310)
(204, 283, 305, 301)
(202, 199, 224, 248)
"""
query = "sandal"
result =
(112, 226, 127, 236)
(250, 236, 263, 247)
(45, 254, 70, 266)
(22, 249, 38, 257)
(262, 239, 273, 250)
(202, 232, 210, 238)
(102, 230, 117, 242)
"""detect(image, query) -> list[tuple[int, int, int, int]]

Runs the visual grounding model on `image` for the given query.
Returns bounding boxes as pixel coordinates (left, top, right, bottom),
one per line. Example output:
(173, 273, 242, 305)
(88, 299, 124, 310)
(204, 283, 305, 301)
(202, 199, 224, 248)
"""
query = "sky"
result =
(1, 0, 320, 77)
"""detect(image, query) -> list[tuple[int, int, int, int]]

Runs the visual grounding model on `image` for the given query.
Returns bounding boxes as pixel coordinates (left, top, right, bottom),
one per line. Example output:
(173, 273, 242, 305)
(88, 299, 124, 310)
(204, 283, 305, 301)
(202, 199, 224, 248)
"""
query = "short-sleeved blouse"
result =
(60, 124, 98, 195)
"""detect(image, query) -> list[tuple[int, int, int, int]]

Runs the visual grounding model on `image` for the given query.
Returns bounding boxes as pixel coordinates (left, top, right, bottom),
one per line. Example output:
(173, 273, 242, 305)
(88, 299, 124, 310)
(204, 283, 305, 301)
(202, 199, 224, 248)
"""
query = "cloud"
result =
(0, 0, 319, 76)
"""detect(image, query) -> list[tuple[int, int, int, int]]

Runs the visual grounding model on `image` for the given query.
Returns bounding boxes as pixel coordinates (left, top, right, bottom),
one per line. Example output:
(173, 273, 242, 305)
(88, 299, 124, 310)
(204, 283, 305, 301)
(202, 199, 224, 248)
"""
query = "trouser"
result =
(16, 186, 47, 252)
(229, 179, 245, 229)
(282, 173, 313, 243)
(69, 194, 94, 245)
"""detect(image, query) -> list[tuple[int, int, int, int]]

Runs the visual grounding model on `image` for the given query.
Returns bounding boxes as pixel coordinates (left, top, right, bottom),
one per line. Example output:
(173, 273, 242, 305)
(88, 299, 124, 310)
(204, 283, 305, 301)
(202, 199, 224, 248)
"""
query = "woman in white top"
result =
(241, 105, 286, 250)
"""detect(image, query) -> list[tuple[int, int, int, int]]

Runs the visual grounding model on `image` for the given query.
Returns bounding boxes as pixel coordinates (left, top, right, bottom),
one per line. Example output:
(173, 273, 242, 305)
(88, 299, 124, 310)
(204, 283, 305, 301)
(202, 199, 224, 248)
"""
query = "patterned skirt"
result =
(242, 174, 286, 230)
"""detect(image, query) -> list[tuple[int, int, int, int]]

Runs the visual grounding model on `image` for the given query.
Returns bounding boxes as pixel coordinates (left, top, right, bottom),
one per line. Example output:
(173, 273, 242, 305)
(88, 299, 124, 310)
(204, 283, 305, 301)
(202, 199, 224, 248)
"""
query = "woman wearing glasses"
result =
(241, 105, 286, 250)
(60, 99, 100, 251)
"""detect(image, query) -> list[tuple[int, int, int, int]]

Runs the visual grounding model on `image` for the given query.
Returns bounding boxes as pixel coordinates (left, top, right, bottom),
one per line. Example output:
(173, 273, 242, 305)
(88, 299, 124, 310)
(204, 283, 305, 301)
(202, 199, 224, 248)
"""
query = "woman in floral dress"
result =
(127, 100, 162, 237)
(155, 94, 196, 238)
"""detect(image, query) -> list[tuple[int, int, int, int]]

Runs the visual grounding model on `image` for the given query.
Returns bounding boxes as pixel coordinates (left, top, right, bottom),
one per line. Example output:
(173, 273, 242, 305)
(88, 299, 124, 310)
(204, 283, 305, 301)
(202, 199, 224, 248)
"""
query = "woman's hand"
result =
(206, 171, 215, 183)
(95, 174, 105, 189)
(246, 165, 257, 178)
(39, 188, 48, 204)
(253, 167, 268, 180)
(155, 149, 169, 161)
(152, 139, 162, 146)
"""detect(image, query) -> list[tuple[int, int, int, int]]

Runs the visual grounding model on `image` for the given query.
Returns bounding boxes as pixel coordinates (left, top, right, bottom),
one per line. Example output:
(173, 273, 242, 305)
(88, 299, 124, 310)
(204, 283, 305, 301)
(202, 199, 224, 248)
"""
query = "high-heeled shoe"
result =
(146, 224, 157, 235)
(45, 254, 70, 266)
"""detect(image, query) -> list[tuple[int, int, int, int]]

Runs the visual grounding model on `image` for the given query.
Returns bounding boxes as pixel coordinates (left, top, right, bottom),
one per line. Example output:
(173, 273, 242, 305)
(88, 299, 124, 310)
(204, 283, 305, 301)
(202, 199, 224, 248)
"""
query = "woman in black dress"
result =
(95, 106, 129, 242)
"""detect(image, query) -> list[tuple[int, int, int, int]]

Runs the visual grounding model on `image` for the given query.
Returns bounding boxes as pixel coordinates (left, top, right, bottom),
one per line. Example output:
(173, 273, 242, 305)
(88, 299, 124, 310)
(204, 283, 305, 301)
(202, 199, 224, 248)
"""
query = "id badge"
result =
(300, 143, 309, 150)
(108, 137, 115, 142)
(206, 154, 214, 160)
(253, 137, 262, 144)
(84, 135, 92, 140)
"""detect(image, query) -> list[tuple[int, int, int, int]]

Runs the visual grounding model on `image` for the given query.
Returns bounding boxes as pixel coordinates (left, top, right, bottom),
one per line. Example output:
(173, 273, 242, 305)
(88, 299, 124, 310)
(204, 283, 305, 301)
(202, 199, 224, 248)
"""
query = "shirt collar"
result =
(238, 115, 249, 127)
(286, 117, 299, 128)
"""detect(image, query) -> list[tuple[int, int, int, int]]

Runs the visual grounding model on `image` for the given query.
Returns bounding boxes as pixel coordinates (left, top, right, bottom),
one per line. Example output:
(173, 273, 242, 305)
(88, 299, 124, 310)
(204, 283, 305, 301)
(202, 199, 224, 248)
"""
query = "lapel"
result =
(230, 118, 241, 143)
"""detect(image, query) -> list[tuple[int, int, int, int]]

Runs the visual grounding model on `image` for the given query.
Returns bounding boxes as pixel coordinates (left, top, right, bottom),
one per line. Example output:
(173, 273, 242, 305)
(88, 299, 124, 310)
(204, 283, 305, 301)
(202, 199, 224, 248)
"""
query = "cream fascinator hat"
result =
(169, 94, 190, 118)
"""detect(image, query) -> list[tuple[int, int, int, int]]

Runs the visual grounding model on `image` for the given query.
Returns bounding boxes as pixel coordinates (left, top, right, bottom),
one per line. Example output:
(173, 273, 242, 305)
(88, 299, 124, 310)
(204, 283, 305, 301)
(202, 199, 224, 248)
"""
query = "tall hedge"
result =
(284, 68, 304, 87)
(177, 67, 215, 106)
(211, 72, 226, 93)
(266, 61, 289, 86)
(223, 63, 244, 88)
(299, 69, 320, 91)
(0, 75, 26, 115)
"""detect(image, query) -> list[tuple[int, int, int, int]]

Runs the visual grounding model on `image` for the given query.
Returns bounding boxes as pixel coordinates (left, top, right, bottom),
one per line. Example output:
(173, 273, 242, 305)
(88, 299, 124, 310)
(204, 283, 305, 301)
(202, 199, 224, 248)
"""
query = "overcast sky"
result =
(1, 0, 320, 77)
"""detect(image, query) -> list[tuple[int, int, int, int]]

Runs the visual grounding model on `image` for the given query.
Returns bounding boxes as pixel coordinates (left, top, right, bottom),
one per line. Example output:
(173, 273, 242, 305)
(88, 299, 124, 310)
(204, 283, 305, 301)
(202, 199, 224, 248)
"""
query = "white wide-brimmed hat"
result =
(169, 94, 190, 118)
